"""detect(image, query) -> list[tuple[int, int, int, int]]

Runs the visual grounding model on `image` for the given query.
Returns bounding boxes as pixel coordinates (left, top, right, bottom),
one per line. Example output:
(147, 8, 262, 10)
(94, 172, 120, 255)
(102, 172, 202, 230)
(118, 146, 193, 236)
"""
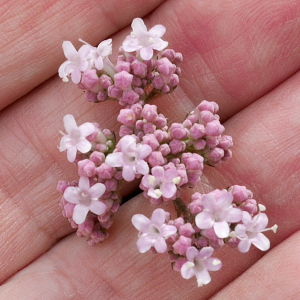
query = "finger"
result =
(210, 231, 300, 299)
(1, 69, 300, 298)
(158, 0, 300, 120)
(0, 0, 165, 110)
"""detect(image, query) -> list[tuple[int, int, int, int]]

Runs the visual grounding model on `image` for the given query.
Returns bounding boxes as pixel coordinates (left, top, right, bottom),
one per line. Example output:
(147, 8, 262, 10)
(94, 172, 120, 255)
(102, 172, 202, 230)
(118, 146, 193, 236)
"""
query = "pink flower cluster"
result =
(132, 187, 277, 286)
(57, 18, 276, 286)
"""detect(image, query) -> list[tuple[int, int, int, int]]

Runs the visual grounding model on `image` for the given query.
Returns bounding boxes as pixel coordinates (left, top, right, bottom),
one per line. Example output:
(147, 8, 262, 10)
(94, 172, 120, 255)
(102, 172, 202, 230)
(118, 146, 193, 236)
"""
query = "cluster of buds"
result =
(57, 18, 277, 285)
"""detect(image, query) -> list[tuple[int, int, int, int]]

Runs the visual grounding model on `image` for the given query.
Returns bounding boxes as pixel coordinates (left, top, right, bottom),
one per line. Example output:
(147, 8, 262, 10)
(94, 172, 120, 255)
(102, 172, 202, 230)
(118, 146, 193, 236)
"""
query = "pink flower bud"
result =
(97, 91, 108, 102)
(154, 114, 168, 128)
(105, 178, 118, 191)
(169, 74, 179, 88)
(117, 109, 136, 125)
(148, 151, 165, 167)
(114, 70, 133, 90)
(142, 104, 158, 122)
(169, 123, 189, 140)
(157, 57, 176, 76)
(240, 199, 258, 214)
(108, 85, 122, 99)
(119, 90, 139, 105)
(143, 122, 156, 134)
(187, 170, 202, 186)
(161, 49, 176, 62)
(89, 151, 105, 166)
(142, 134, 160, 150)
(131, 59, 148, 77)
(193, 139, 206, 150)
(81, 70, 100, 90)
(169, 139, 186, 154)
(228, 185, 253, 203)
(78, 159, 96, 177)
(181, 152, 204, 170)
(96, 163, 116, 179)
(198, 100, 219, 114)
(119, 125, 134, 137)
(173, 235, 192, 255)
(206, 136, 219, 148)
(152, 75, 164, 89)
(99, 74, 113, 89)
(206, 120, 225, 136)
(57, 180, 69, 193)
(161, 85, 170, 94)
(154, 129, 169, 143)
(115, 61, 131, 73)
(200, 110, 214, 124)
(207, 147, 224, 163)
(179, 223, 195, 237)
(189, 123, 205, 140)
(158, 144, 171, 156)
(85, 91, 97, 102)
(219, 135, 233, 150)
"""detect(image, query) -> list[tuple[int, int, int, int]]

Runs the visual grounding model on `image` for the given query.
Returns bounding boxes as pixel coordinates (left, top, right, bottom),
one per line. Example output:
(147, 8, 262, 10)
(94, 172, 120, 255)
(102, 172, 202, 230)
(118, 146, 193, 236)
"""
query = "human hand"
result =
(1, 0, 300, 299)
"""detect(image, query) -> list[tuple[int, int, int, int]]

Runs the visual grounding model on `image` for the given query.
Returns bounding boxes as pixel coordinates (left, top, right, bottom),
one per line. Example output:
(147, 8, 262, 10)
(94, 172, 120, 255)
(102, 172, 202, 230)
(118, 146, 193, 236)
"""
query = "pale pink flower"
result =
(180, 246, 222, 287)
(234, 211, 278, 253)
(122, 18, 168, 60)
(58, 41, 92, 84)
(141, 166, 180, 199)
(195, 190, 242, 238)
(89, 39, 113, 70)
(59, 114, 95, 162)
(131, 208, 177, 253)
(63, 176, 107, 224)
(105, 135, 152, 181)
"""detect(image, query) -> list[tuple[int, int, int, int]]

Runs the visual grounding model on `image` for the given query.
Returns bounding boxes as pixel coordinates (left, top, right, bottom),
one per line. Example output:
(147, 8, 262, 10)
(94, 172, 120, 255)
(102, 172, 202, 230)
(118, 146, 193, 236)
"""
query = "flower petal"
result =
(225, 207, 242, 223)
(136, 234, 153, 253)
(89, 200, 107, 215)
(153, 236, 167, 253)
(62, 41, 77, 60)
(139, 46, 153, 61)
(151, 208, 166, 225)
(105, 152, 124, 167)
(89, 182, 106, 199)
(78, 176, 90, 191)
(122, 165, 136, 181)
(195, 211, 214, 230)
(63, 114, 77, 133)
(214, 221, 230, 238)
(73, 204, 90, 224)
(79, 122, 95, 137)
(252, 233, 270, 251)
(76, 139, 92, 153)
(148, 24, 166, 37)
(67, 146, 77, 162)
(131, 214, 151, 232)
(63, 186, 80, 204)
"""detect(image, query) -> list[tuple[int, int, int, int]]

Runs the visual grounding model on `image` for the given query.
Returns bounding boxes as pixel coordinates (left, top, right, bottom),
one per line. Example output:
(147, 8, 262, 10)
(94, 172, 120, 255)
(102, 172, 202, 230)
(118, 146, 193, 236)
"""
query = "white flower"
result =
(122, 18, 168, 60)
(63, 176, 107, 224)
(180, 246, 222, 287)
(59, 114, 94, 162)
(234, 211, 278, 253)
(131, 208, 177, 253)
(58, 41, 92, 84)
(89, 39, 113, 70)
(105, 135, 152, 181)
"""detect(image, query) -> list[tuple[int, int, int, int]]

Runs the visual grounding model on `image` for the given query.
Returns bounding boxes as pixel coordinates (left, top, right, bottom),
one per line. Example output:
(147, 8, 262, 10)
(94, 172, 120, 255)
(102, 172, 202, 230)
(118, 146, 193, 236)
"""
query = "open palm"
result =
(1, 1, 300, 299)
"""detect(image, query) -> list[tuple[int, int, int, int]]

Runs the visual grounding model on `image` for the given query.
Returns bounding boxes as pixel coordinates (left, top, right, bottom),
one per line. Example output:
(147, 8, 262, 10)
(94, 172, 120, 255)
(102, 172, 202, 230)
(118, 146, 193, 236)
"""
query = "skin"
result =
(1, 0, 300, 299)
